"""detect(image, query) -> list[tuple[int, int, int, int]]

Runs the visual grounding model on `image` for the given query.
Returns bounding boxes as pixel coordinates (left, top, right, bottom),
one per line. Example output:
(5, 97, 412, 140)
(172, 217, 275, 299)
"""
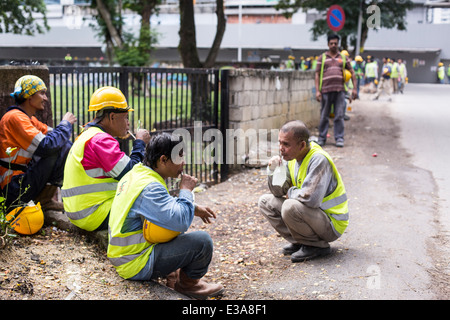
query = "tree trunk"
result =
(178, 0, 202, 68)
(204, 0, 226, 68)
(96, 0, 123, 49)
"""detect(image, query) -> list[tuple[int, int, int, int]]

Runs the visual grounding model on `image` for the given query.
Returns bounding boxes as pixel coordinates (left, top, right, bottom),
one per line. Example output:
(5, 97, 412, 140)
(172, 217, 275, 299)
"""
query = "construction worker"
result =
(390, 58, 400, 93)
(0, 75, 76, 211)
(259, 120, 348, 262)
(364, 55, 379, 86)
(352, 55, 365, 98)
(61, 86, 150, 231)
(285, 55, 296, 69)
(373, 57, 392, 101)
(315, 34, 357, 148)
(447, 64, 450, 81)
(311, 56, 318, 71)
(107, 132, 224, 299)
(398, 58, 407, 94)
(299, 56, 307, 71)
(437, 62, 445, 84)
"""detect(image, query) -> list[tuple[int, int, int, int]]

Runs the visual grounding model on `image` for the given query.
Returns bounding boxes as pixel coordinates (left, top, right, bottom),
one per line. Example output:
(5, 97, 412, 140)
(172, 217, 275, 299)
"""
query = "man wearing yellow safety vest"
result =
(373, 57, 392, 101)
(437, 62, 445, 84)
(397, 58, 407, 94)
(364, 55, 378, 86)
(390, 58, 400, 93)
(107, 133, 224, 299)
(315, 34, 357, 148)
(62, 86, 151, 231)
(351, 55, 365, 98)
(0, 75, 76, 211)
(259, 121, 348, 262)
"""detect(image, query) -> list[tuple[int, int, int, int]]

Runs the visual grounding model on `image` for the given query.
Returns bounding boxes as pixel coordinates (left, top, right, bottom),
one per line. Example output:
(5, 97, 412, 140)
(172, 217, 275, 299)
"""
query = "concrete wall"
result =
(226, 68, 320, 167)
(0, 66, 53, 126)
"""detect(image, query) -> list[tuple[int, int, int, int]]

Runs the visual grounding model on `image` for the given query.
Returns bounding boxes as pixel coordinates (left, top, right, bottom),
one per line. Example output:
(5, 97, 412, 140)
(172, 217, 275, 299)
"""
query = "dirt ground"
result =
(1, 95, 448, 301)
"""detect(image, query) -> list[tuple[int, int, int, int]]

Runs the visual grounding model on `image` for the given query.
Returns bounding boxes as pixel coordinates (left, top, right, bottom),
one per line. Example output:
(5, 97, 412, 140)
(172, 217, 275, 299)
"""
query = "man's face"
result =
(328, 38, 339, 53)
(28, 90, 48, 111)
(278, 130, 303, 161)
(110, 112, 130, 137)
(166, 151, 185, 178)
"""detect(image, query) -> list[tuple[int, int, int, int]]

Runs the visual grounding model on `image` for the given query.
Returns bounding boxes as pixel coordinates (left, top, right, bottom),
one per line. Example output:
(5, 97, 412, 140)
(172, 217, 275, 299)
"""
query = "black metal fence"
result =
(48, 66, 229, 188)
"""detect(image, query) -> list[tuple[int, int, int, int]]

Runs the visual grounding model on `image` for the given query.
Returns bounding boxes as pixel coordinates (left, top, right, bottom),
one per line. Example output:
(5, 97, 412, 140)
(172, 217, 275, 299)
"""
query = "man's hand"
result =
(268, 155, 281, 171)
(135, 129, 151, 144)
(62, 112, 77, 125)
(352, 88, 357, 100)
(316, 91, 322, 102)
(194, 205, 216, 224)
(179, 173, 198, 191)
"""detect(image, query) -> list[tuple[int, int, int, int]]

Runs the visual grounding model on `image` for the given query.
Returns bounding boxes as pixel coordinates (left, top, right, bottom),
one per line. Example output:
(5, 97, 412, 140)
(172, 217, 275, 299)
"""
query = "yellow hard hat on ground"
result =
(343, 69, 352, 82)
(143, 220, 181, 244)
(6, 202, 44, 235)
(88, 86, 133, 112)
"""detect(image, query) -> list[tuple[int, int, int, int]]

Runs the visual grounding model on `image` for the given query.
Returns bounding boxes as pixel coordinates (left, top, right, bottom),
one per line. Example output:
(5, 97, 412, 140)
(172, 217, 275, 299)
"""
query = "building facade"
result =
(0, 0, 449, 83)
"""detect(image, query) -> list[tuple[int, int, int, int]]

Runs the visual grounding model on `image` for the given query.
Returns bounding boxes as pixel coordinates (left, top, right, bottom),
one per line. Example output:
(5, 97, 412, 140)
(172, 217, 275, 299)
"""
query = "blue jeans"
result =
(318, 91, 346, 142)
(130, 231, 214, 281)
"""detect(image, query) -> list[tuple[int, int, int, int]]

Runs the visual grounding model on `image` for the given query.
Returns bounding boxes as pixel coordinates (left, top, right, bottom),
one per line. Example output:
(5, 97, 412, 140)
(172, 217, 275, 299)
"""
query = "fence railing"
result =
(48, 66, 229, 189)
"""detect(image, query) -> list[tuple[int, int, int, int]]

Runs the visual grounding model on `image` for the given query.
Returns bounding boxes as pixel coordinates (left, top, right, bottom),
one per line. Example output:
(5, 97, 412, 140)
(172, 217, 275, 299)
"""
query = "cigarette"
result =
(128, 130, 136, 140)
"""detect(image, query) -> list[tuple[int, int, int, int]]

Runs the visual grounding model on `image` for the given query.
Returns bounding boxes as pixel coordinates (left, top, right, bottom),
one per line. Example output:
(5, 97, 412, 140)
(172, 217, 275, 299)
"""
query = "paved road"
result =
(391, 83, 450, 240)
(255, 84, 449, 300)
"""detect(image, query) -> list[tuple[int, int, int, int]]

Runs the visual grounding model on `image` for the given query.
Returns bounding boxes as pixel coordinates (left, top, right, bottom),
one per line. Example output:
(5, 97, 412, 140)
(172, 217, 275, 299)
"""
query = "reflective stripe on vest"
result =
(0, 109, 48, 188)
(287, 142, 349, 236)
(61, 127, 118, 231)
(107, 163, 166, 279)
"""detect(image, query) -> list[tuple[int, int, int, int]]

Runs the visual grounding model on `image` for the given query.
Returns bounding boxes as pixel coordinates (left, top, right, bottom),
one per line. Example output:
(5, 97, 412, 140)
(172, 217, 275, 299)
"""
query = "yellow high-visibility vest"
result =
(287, 142, 349, 235)
(107, 163, 165, 279)
(62, 127, 118, 231)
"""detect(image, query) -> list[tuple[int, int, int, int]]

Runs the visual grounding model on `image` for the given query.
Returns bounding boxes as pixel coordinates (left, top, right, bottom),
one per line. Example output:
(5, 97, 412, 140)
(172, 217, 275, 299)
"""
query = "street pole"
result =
(356, 0, 363, 55)
(238, 3, 242, 62)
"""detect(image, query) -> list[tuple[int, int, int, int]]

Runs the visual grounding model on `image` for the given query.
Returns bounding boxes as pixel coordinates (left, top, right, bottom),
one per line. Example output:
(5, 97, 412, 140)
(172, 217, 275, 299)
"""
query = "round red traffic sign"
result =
(327, 5, 346, 32)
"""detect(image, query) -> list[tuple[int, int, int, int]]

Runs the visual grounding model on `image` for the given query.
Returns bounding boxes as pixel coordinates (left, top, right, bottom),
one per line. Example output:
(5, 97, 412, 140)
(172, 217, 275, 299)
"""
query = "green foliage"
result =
(90, 0, 161, 66)
(0, 0, 49, 35)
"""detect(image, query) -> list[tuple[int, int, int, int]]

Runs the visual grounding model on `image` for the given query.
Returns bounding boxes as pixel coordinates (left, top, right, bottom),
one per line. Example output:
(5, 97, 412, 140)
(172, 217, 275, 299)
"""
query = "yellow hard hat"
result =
(355, 55, 363, 62)
(288, 55, 295, 60)
(143, 220, 181, 244)
(341, 50, 349, 56)
(374, 79, 379, 85)
(6, 203, 44, 235)
(343, 69, 352, 82)
(88, 86, 133, 112)
(438, 62, 443, 67)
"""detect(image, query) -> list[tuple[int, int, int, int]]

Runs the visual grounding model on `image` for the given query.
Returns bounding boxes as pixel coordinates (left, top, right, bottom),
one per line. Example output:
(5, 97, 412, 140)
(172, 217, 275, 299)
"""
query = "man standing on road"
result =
(373, 57, 393, 101)
(258, 120, 349, 262)
(315, 34, 357, 148)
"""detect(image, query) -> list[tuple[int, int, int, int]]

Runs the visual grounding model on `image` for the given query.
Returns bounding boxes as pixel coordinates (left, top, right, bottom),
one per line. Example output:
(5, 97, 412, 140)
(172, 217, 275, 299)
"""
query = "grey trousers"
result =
(258, 194, 339, 248)
(318, 91, 346, 142)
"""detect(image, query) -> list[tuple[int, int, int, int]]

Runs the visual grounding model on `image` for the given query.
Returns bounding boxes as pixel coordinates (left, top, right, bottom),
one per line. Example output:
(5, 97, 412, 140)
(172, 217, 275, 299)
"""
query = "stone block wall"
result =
(226, 68, 320, 167)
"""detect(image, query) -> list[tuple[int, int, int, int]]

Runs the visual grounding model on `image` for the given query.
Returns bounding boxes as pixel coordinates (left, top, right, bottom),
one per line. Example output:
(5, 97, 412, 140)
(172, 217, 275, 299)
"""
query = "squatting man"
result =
(258, 120, 349, 262)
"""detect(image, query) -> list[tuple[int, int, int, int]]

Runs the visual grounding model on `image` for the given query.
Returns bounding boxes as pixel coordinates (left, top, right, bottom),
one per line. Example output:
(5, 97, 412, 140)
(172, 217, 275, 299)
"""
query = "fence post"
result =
(220, 68, 229, 182)
(118, 69, 130, 154)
